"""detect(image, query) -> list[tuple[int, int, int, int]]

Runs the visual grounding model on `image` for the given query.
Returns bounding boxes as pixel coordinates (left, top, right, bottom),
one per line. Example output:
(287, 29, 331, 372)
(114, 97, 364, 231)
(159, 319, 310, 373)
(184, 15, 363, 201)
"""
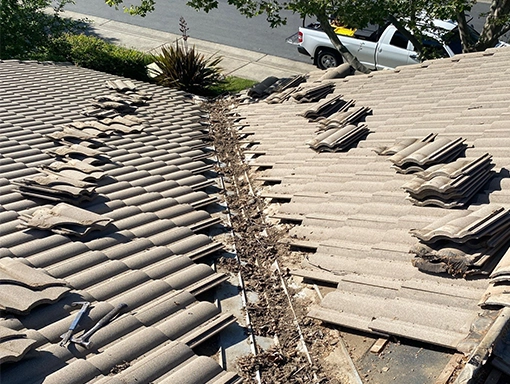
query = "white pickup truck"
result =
(297, 21, 465, 70)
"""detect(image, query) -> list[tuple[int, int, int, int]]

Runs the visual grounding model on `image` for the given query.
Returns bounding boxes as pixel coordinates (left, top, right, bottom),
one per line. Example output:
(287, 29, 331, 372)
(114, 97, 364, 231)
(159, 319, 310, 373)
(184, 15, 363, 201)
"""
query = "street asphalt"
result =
(62, 10, 316, 82)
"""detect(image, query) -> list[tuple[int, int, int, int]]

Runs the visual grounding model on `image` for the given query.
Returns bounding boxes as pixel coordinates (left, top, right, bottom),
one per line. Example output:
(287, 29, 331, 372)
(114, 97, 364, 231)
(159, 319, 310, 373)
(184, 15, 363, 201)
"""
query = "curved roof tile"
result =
(0, 61, 239, 383)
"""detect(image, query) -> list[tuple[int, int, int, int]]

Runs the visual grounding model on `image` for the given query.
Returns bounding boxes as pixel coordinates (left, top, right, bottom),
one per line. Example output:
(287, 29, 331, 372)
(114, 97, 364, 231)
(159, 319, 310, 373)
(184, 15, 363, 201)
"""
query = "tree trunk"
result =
(456, 10, 472, 53)
(475, 0, 510, 50)
(316, 13, 371, 74)
(387, 14, 423, 56)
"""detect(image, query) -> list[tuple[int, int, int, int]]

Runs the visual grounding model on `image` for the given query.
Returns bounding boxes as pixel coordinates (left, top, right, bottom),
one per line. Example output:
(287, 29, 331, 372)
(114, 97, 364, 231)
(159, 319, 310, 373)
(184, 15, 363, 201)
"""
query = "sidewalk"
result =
(62, 10, 315, 82)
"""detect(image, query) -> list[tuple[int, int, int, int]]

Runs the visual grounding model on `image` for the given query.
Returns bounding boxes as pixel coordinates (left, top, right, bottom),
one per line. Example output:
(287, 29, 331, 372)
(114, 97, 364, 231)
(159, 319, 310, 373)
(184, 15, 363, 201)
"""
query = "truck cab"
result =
(297, 21, 457, 70)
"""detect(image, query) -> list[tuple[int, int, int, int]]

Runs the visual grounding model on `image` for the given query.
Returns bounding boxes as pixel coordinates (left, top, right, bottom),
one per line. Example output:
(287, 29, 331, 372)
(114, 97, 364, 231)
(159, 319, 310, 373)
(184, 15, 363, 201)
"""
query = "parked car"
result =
(295, 19, 495, 70)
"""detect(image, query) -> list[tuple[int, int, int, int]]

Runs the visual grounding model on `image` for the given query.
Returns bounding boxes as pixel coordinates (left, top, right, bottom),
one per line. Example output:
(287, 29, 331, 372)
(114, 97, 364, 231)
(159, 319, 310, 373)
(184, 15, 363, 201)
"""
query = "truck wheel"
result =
(317, 49, 342, 69)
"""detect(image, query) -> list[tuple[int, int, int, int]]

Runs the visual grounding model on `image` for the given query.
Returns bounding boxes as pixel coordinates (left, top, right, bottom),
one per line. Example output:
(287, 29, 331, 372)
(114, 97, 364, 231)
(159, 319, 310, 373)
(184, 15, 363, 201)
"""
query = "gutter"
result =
(454, 306, 510, 383)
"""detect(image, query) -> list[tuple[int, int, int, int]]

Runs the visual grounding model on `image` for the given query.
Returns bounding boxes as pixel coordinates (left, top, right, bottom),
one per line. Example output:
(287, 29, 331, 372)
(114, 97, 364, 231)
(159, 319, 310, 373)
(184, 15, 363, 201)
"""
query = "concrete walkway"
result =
(62, 10, 315, 82)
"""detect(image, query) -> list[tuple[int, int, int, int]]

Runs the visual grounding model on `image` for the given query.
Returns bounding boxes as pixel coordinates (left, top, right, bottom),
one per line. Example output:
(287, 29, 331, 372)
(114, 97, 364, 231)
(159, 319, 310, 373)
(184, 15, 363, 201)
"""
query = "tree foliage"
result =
(0, 0, 80, 59)
(96, 0, 510, 70)
(104, 0, 156, 16)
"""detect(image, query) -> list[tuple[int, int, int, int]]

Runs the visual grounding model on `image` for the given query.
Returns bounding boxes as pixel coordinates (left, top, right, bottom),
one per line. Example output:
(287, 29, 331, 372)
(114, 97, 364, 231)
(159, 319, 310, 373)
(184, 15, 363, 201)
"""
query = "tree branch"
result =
(316, 12, 371, 73)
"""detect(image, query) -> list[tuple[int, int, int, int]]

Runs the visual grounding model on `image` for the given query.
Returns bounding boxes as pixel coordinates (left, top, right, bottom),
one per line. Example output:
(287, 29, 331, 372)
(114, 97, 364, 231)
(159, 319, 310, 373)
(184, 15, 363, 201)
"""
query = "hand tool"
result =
(70, 303, 127, 348)
(59, 301, 91, 347)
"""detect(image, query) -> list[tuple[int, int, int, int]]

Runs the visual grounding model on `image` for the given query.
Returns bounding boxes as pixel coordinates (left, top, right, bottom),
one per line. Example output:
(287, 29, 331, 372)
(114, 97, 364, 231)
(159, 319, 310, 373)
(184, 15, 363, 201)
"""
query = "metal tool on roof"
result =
(59, 301, 91, 347)
(70, 303, 127, 348)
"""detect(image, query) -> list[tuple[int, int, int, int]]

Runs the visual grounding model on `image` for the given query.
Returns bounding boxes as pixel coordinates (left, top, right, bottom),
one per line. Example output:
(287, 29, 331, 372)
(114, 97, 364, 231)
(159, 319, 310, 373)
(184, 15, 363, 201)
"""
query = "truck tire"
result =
(316, 49, 342, 69)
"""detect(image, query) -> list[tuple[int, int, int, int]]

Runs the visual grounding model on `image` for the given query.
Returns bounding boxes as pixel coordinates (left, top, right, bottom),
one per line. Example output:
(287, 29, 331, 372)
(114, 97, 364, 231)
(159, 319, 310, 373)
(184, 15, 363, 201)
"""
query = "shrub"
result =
(49, 33, 153, 81)
(151, 40, 224, 95)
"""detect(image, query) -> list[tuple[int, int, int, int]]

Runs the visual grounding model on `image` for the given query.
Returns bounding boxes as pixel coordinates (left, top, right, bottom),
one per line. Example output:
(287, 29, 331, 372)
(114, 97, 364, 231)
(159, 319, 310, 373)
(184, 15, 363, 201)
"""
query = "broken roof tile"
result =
(0, 284, 70, 315)
(300, 94, 350, 120)
(46, 125, 99, 141)
(105, 79, 137, 92)
(408, 205, 510, 276)
(39, 166, 106, 183)
(0, 327, 38, 364)
(0, 258, 66, 289)
(18, 201, 113, 237)
(45, 143, 105, 159)
(292, 82, 335, 103)
(16, 173, 96, 190)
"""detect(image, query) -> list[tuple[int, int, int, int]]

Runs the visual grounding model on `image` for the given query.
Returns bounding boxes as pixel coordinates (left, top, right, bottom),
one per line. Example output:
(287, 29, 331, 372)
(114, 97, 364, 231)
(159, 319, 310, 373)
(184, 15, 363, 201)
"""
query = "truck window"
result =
(390, 32, 409, 49)
(354, 24, 382, 42)
(443, 26, 479, 55)
(423, 38, 449, 58)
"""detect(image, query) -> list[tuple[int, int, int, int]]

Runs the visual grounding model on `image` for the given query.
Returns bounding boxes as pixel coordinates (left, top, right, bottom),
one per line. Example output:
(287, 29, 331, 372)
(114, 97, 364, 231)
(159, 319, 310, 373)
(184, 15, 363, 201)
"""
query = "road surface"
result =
(63, 0, 311, 62)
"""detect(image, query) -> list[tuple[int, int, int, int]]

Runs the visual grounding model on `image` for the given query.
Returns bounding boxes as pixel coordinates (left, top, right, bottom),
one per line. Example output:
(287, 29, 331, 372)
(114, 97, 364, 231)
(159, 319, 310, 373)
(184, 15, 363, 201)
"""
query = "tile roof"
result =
(233, 47, 510, 374)
(0, 60, 240, 383)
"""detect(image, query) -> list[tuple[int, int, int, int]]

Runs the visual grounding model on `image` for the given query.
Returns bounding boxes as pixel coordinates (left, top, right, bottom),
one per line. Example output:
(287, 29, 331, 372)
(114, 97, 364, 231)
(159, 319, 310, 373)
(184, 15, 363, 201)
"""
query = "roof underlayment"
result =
(233, 48, 510, 381)
(0, 60, 241, 383)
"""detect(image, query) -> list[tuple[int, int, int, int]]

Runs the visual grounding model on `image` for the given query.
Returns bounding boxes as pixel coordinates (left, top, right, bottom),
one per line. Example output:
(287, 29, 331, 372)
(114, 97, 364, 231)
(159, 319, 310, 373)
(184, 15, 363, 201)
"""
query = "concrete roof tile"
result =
(0, 258, 63, 289)
(142, 179, 189, 194)
(162, 263, 217, 289)
(159, 355, 224, 384)
(47, 250, 109, 277)
(99, 238, 154, 261)
(155, 169, 195, 182)
(92, 340, 192, 383)
(129, 218, 178, 238)
(87, 270, 151, 301)
(0, 189, 23, 207)
(140, 152, 182, 164)
(0, 211, 19, 235)
(113, 211, 158, 230)
(0, 333, 38, 364)
(88, 326, 168, 373)
(83, 231, 135, 252)
(43, 359, 102, 384)
(1, 341, 76, 384)
(122, 192, 168, 208)
(106, 185, 147, 201)
(66, 259, 130, 289)
(108, 281, 174, 312)
(7, 232, 69, 258)
(25, 241, 91, 268)
(105, 151, 137, 162)
(135, 290, 196, 326)
(0, 284, 70, 315)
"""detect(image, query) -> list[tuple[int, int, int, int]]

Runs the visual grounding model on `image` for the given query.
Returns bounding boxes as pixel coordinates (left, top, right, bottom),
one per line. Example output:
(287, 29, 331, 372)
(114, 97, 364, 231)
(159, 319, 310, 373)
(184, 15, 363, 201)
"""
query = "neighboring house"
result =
(0, 60, 241, 383)
(233, 48, 510, 382)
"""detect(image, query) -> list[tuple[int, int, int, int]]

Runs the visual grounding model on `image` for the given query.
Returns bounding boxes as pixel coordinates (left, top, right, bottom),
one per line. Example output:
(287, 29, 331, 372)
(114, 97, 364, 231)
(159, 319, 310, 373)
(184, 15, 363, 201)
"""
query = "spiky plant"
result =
(151, 40, 224, 95)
